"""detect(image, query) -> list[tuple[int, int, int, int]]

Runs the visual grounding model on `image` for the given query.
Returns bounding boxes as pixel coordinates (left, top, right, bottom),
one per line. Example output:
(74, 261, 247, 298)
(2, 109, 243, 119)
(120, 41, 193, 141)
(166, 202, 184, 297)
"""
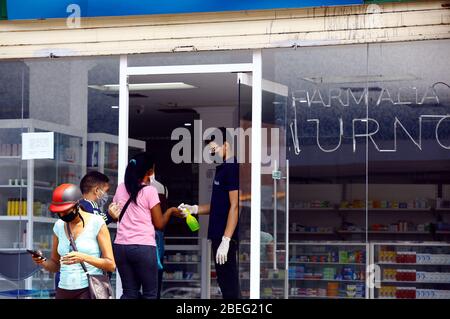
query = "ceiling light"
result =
(89, 82, 197, 91)
(111, 105, 119, 109)
(302, 74, 419, 84)
(184, 123, 192, 127)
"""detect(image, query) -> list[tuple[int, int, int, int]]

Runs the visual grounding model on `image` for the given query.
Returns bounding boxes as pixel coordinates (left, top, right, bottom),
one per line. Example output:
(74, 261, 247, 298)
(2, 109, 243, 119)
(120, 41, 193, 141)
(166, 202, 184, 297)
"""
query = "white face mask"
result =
(96, 189, 109, 207)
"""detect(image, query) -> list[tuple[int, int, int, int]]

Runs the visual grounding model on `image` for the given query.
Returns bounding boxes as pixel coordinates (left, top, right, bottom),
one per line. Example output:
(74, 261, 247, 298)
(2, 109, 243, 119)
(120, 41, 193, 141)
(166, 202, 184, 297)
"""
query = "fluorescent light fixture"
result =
(89, 82, 197, 91)
(111, 105, 119, 109)
(302, 74, 419, 84)
(184, 123, 192, 127)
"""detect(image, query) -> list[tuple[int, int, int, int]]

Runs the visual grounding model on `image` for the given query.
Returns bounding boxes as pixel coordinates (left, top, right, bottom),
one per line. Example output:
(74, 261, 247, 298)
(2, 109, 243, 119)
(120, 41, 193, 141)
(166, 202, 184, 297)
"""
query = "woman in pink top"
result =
(113, 152, 181, 299)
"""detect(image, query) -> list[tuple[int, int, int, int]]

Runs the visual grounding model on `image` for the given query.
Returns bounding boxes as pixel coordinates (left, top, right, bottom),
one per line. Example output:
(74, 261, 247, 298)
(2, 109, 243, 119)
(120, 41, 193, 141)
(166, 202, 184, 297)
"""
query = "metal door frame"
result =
(117, 52, 264, 299)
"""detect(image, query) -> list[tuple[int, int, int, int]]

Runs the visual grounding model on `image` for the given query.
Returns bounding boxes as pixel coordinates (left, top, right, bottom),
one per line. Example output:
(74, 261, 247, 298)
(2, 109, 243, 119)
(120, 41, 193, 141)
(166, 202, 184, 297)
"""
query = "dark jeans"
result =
(157, 268, 163, 299)
(211, 238, 241, 299)
(55, 287, 90, 299)
(114, 244, 158, 299)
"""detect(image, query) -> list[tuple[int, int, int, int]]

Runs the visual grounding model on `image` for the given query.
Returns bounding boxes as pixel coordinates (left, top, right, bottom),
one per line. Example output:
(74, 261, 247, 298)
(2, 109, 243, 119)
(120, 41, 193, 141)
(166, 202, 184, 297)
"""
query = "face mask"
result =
(97, 189, 109, 208)
(59, 209, 79, 223)
(212, 153, 224, 163)
(210, 146, 224, 163)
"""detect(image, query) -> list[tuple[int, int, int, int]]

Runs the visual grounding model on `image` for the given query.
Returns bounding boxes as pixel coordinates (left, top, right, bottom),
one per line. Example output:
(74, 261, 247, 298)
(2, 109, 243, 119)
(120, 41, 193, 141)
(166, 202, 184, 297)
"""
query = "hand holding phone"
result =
(27, 249, 47, 263)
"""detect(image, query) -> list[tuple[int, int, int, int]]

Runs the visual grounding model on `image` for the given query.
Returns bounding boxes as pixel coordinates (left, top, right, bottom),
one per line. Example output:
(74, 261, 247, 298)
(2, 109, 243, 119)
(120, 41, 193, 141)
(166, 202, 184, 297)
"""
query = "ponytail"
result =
(124, 152, 155, 204)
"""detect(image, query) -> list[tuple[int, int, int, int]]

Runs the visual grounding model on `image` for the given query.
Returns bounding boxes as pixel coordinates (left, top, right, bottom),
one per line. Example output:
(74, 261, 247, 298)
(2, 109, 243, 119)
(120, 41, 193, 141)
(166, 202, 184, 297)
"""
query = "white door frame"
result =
(117, 52, 263, 299)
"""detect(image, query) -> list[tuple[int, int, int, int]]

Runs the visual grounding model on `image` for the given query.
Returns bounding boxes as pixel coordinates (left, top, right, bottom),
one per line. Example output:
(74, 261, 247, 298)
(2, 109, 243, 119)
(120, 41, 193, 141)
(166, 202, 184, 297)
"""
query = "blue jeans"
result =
(113, 244, 158, 299)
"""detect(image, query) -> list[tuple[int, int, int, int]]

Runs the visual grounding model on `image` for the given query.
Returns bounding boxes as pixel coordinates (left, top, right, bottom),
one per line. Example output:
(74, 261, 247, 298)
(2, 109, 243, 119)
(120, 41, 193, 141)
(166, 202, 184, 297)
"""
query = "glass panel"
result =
(0, 62, 28, 298)
(262, 44, 369, 298)
(0, 56, 120, 298)
(261, 83, 288, 299)
(238, 74, 252, 299)
(368, 40, 450, 298)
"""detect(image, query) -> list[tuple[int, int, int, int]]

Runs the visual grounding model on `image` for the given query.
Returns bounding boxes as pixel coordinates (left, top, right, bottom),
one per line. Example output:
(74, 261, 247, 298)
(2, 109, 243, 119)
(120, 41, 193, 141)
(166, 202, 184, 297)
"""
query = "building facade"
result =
(0, 0, 450, 299)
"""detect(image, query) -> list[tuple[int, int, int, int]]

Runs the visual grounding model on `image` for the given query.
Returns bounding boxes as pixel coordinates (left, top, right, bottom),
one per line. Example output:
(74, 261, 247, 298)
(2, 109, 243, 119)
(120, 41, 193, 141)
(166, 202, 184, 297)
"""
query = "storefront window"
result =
(262, 39, 450, 299)
(0, 56, 120, 298)
(367, 40, 450, 299)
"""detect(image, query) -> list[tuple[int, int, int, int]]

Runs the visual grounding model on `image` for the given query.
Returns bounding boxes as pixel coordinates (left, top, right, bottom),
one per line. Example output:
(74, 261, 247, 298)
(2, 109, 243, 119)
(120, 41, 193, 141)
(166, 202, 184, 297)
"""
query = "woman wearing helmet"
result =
(31, 183, 116, 299)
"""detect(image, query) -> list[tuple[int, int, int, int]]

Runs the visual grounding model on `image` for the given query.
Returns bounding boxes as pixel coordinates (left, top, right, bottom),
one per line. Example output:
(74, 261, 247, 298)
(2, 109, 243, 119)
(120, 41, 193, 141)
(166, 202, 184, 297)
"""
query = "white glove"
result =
(216, 236, 231, 265)
(178, 203, 198, 218)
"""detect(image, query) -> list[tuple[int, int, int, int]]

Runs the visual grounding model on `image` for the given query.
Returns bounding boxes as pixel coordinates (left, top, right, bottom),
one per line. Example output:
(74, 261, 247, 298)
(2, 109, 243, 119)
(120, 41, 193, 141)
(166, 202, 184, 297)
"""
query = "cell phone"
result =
(26, 249, 46, 260)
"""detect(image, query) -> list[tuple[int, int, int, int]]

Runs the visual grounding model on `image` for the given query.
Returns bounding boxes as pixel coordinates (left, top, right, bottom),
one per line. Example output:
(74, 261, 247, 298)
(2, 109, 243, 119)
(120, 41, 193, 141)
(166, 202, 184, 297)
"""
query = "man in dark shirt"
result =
(179, 127, 240, 299)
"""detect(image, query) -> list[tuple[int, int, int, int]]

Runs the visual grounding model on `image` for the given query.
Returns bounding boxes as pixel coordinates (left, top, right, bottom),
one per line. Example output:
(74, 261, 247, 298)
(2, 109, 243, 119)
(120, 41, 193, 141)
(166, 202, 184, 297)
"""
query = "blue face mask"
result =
(97, 189, 109, 208)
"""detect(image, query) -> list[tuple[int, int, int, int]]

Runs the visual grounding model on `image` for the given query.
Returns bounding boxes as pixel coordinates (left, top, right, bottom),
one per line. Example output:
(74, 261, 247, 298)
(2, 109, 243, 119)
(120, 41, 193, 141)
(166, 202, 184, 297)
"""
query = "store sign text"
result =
(290, 86, 450, 153)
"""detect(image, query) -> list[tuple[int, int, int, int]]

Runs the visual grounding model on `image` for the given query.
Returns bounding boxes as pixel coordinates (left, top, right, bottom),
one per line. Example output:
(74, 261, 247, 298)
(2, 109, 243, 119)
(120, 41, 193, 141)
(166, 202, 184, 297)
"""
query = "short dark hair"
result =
(204, 127, 234, 146)
(80, 171, 110, 194)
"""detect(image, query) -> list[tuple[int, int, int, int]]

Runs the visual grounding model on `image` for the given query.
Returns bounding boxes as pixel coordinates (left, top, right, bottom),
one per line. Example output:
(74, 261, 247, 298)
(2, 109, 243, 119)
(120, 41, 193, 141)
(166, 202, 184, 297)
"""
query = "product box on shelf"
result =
(379, 286, 397, 298)
(396, 287, 416, 299)
(0, 143, 22, 156)
(6, 198, 27, 216)
(416, 272, 450, 282)
(395, 269, 416, 282)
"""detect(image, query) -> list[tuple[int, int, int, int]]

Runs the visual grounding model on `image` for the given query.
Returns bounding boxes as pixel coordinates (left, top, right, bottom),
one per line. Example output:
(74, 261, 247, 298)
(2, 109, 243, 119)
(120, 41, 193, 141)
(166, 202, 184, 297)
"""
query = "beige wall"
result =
(0, 1, 449, 59)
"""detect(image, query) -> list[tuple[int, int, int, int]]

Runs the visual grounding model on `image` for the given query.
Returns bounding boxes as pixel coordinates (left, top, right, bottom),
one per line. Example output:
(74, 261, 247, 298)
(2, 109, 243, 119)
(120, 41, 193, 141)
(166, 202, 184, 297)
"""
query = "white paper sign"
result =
(22, 132, 54, 160)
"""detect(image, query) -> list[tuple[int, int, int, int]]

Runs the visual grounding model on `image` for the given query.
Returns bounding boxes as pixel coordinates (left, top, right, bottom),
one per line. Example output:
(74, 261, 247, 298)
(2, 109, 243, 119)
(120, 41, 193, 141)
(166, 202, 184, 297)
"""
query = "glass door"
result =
(238, 73, 289, 298)
(262, 84, 289, 299)
(119, 58, 255, 299)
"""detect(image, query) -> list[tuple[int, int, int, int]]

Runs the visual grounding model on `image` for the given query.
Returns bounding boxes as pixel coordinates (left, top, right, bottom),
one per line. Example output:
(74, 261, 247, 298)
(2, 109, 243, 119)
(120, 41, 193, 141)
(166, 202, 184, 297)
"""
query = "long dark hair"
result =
(124, 152, 155, 204)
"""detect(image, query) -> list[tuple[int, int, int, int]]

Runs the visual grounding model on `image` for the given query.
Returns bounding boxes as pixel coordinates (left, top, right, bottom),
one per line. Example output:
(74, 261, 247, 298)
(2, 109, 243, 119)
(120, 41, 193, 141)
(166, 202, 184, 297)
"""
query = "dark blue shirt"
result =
(79, 199, 114, 225)
(207, 158, 239, 240)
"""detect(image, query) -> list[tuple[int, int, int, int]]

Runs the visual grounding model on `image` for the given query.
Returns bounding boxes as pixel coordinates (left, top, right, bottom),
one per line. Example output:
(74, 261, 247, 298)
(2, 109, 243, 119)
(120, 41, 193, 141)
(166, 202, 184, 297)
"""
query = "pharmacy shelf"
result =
(337, 230, 430, 234)
(39, 159, 79, 166)
(290, 232, 335, 235)
(0, 185, 27, 188)
(162, 280, 200, 283)
(32, 278, 54, 282)
(289, 295, 365, 299)
(378, 297, 450, 300)
(33, 216, 58, 223)
(378, 280, 450, 284)
(223, 278, 285, 281)
(289, 242, 367, 246)
(290, 261, 365, 266)
(34, 186, 53, 191)
(340, 208, 432, 212)
(164, 262, 200, 265)
(294, 208, 433, 212)
(0, 216, 28, 221)
(290, 208, 334, 211)
(0, 186, 54, 191)
(378, 262, 450, 266)
(291, 278, 365, 283)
